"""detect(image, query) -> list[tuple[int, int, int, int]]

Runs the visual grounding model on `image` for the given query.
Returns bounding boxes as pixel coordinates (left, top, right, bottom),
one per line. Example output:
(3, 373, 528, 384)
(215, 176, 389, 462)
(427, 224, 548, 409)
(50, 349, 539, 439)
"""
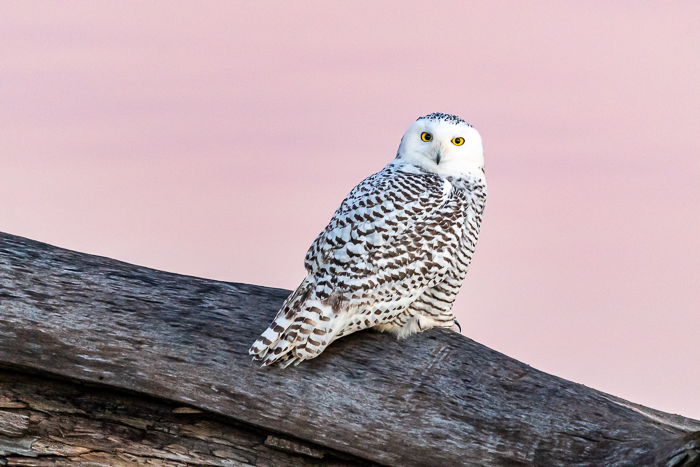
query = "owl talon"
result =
(454, 320, 462, 333)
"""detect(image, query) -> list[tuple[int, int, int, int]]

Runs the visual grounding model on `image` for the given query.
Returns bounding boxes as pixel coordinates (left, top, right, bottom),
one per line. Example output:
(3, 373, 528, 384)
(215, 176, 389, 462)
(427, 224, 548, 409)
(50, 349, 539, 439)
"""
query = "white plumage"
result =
(250, 113, 487, 367)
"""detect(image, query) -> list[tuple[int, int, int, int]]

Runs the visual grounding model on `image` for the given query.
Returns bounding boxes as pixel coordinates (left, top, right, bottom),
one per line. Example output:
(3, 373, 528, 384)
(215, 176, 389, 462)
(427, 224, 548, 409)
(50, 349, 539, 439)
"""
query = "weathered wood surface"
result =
(0, 231, 699, 467)
(0, 369, 371, 466)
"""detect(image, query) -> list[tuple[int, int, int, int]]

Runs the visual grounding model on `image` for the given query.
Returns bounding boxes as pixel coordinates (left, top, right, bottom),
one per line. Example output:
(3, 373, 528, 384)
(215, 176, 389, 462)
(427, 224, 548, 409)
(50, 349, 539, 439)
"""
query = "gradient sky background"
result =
(1, 2, 699, 418)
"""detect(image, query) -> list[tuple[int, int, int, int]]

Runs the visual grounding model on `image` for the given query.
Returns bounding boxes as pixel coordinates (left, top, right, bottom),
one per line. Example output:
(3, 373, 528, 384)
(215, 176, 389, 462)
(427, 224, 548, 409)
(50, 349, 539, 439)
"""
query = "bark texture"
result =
(0, 231, 699, 467)
(0, 369, 372, 466)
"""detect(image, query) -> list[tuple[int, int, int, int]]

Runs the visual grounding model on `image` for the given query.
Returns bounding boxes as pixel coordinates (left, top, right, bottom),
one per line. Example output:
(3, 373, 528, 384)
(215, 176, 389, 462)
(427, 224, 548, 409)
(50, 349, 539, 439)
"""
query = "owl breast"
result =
(376, 172, 486, 336)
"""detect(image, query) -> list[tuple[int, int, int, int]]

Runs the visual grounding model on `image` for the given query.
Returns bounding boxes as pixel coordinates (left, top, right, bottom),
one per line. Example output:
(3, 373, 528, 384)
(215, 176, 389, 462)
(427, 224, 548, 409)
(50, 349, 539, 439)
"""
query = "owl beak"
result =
(435, 149, 442, 165)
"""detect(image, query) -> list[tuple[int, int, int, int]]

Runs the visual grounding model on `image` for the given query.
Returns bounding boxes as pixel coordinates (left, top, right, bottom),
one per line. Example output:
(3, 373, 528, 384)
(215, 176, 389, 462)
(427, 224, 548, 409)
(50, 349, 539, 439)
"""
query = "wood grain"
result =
(0, 369, 372, 466)
(1, 231, 698, 466)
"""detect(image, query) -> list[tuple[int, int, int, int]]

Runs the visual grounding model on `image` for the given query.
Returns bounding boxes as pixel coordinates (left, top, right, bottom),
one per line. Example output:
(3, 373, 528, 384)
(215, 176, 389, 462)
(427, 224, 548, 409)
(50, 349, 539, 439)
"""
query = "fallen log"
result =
(0, 231, 698, 466)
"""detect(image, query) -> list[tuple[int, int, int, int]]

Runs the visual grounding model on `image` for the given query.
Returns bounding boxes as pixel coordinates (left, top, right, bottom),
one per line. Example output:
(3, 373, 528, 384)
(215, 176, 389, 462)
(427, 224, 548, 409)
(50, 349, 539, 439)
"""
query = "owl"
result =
(250, 113, 487, 367)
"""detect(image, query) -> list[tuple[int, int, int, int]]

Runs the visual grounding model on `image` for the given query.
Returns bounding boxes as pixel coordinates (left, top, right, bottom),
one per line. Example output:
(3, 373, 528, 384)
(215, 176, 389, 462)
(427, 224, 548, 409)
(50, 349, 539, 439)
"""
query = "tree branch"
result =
(1, 231, 698, 466)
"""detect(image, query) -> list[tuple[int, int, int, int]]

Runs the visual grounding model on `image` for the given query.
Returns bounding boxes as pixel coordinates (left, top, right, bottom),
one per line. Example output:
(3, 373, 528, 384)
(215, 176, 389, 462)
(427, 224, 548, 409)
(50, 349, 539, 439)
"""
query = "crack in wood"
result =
(0, 370, 377, 467)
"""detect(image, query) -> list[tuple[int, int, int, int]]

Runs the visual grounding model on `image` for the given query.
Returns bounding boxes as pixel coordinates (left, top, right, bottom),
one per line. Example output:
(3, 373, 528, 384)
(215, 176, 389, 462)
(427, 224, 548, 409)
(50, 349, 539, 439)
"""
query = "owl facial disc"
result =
(397, 113, 484, 178)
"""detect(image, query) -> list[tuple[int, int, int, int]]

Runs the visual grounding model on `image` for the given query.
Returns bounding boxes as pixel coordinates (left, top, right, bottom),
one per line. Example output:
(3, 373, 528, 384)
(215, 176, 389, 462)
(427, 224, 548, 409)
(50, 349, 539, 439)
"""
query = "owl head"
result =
(397, 113, 484, 178)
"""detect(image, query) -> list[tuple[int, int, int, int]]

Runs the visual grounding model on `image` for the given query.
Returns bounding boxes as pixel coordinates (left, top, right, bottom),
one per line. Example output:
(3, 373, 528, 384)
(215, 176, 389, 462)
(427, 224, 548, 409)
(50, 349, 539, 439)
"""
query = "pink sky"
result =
(1, 2, 699, 418)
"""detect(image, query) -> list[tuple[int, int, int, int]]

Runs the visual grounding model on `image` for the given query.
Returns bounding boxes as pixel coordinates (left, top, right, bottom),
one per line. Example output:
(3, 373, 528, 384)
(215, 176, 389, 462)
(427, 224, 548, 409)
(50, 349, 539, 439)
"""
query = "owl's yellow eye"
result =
(420, 132, 433, 142)
(452, 137, 465, 146)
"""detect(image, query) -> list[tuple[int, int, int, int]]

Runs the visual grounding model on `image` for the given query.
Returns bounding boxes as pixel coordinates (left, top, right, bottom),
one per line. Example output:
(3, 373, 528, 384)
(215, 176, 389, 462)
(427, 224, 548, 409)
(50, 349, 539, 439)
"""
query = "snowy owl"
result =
(250, 112, 487, 367)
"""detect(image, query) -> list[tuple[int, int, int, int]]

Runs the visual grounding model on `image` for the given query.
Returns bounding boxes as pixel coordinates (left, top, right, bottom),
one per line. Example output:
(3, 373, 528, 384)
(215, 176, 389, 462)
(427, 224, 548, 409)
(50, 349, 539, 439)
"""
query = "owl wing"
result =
(305, 163, 465, 311)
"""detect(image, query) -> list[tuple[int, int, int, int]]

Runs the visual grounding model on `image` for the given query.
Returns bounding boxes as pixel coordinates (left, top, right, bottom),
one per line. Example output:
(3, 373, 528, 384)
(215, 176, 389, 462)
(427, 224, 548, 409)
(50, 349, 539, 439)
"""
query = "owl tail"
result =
(249, 276, 338, 367)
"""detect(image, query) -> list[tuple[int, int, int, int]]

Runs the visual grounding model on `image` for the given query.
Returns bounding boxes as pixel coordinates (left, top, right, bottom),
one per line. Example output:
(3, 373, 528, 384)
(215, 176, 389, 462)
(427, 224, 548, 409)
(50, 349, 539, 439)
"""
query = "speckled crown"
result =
(417, 113, 472, 127)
